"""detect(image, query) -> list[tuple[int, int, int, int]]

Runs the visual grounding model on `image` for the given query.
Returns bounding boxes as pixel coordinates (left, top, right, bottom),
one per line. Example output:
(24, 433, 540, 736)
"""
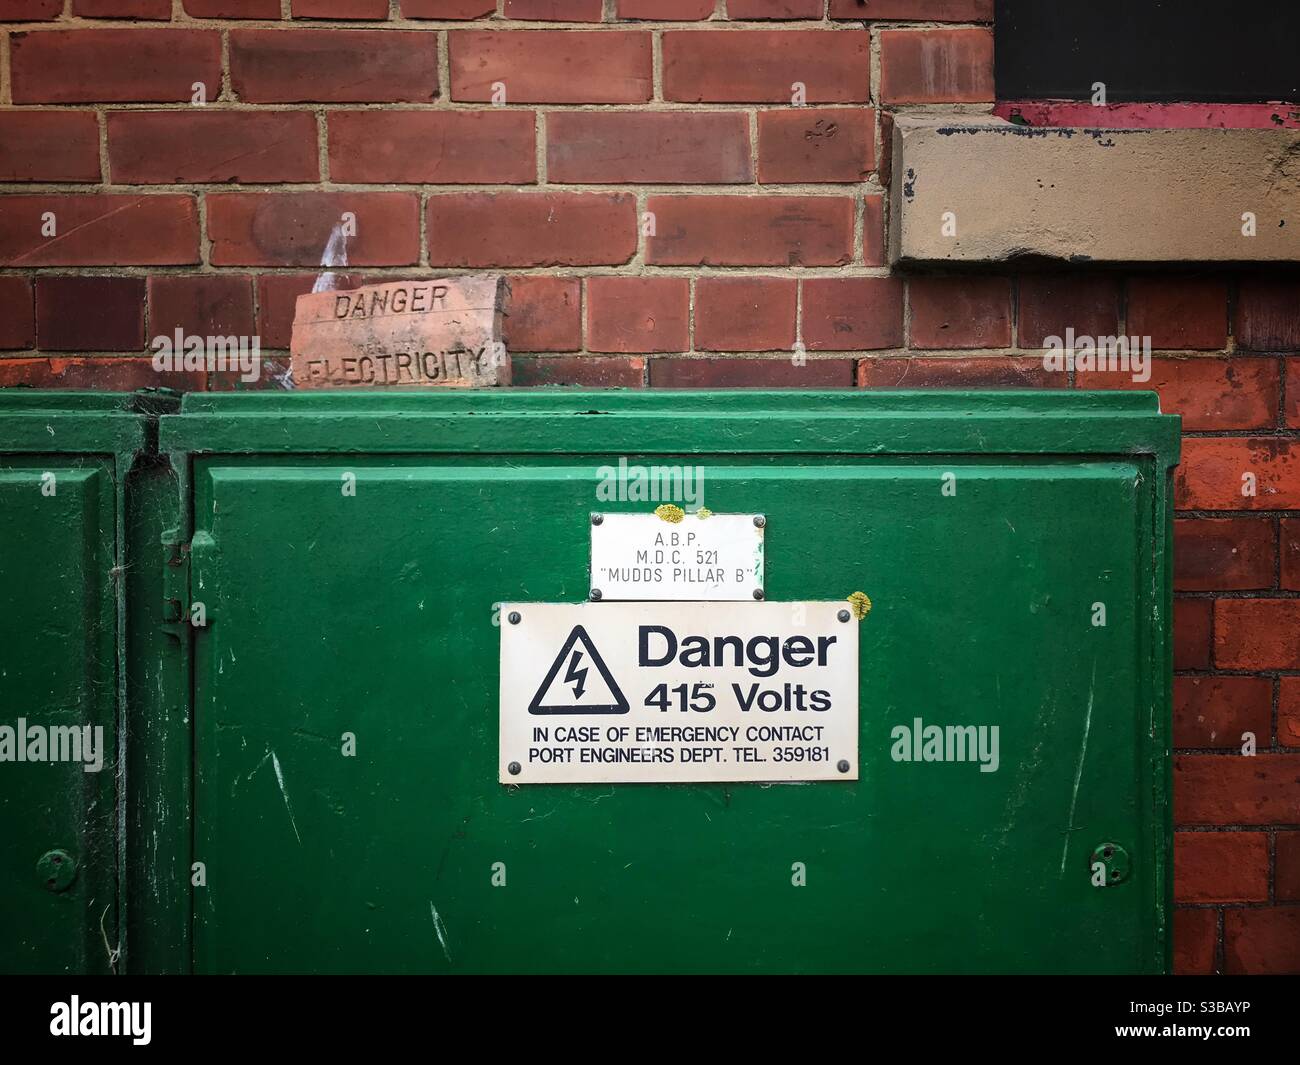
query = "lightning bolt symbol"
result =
(564, 650, 588, 699)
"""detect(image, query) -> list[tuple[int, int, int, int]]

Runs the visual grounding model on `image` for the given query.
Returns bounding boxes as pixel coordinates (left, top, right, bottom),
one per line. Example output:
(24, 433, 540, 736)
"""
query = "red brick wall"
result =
(1, 0, 1297, 973)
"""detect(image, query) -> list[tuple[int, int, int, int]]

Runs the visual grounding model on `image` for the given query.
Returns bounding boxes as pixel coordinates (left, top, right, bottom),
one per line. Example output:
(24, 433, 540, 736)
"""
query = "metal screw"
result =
(590, 588, 603, 601)
(508, 762, 521, 776)
(591, 513, 603, 526)
(753, 515, 766, 528)
(837, 760, 850, 774)
(508, 611, 521, 625)
(837, 609, 851, 623)
(752, 589, 764, 601)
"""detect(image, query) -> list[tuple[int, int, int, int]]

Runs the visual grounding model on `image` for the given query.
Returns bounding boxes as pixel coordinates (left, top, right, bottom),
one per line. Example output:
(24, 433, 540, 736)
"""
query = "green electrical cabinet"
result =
(1, 389, 1179, 975)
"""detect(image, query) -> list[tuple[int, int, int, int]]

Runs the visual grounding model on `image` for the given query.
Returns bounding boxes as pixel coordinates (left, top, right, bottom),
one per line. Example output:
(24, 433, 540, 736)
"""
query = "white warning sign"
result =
(499, 601, 859, 784)
(590, 512, 763, 601)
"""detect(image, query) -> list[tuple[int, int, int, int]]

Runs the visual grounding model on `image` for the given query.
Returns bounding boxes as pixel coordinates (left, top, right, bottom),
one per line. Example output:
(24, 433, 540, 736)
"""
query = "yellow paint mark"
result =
(846, 591, 872, 620)
(655, 504, 685, 523)
(695, 507, 713, 519)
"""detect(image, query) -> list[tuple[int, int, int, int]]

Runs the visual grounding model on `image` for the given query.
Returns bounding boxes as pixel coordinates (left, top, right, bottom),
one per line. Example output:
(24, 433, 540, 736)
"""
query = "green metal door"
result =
(159, 390, 1178, 975)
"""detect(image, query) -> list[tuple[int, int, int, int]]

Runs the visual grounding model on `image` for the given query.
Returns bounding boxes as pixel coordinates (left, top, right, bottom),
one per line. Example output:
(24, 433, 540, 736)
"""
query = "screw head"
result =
(752, 588, 764, 601)
(753, 515, 766, 528)
(508, 762, 521, 776)
(837, 760, 850, 774)
(837, 609, 851, 623)
(591, 513, 603, 526)
(590, 588, 603, 601)
(508, 611, 521, 625)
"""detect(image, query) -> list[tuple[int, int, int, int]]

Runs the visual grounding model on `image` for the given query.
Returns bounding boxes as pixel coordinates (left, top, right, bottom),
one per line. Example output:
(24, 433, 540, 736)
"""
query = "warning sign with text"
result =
(499, 602, 859, 784)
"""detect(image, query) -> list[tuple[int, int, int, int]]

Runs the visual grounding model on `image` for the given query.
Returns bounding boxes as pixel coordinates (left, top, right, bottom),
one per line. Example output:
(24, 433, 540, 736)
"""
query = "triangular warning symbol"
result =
(528, 625, 629, 716)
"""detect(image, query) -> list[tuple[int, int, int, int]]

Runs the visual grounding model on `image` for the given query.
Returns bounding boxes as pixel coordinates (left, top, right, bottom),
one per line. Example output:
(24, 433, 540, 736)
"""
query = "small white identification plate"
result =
(499, 601, 858, 784)
(590, 512, 763, 601)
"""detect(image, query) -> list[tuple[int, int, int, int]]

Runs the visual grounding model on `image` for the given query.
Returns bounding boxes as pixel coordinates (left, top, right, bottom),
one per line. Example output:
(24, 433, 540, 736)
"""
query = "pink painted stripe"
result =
(994, 101, 1300, 130)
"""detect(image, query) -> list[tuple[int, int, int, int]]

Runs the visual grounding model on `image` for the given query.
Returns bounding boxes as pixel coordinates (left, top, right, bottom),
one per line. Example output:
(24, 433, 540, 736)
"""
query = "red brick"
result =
(646, 195, 854, 267)
(829, 0, 992, 19)
(801, 277, 903, 351)
(650, 357, 853, 388)
(1224, 907, 1300, 974)
(450, 31, 651, 103)
(73, 0, 170, 16)
(878, 110, 894, 187)
(617, 0, 713, 17)
(858, 356, 1059, 388)
(1127, 277, 1229, 350)
(1174, 675, 1273, 750)
(35, 276, 145, 352)
(0, 195, 198, 266)
(329, 111, 535, 184)
(1284, 517, 1300, 591)
(1277, 832, 1300, 901)
(0, 113, 100, 183)
(148, 276, 255, 340)
(184, 0, 279, 13)
(513, 356, 645, 387)
(663, 29, 870, 103)
(1173, 908, 1217, 976)
(1175, 832, 1269, 903)
(427, 192, 637, 267)
(878, 28, 992, 104)
(11, 30, 221, 104)
(108, 112, 318, 185)
(1173, 598, 1211, 670)
(1283, 678, 1300, 749)
(757, 108, 875, 184)
(0, 0, 61, 18)
(1215, 599, 1300, 669)
(0, 277, 34, 350)
(1079, 358, 1277, 431)
(1017, 275, 1121, 348)
(257, 274, 360, 350)
(1236, 279, 1300, 351)
(862, 194, 886, 267)
(909, 277, 1011, 349)
(728, 0, 822, 17)
(504, 0, 602, 18)
(1175, 754, 1300, 826)
(548, 112, 751, 184)
(292, 0, 389, 17)
(587, 277, 689, 354)
(400, 0, 493, 15)
(232, 30, 437, 104)
(1174, 517, 1274, 592)
(1177, 438, 1300, 511)
(208, 193, 420, 267)
(0, 357, 206, 391)
(695, 277, 796, 352)
(504, 276, 581, 353)
(1289, 358, 1300, 428)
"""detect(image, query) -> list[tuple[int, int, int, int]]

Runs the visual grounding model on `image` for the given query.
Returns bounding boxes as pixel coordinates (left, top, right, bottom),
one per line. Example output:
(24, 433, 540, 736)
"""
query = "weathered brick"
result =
(148, 275, 255, 339)
(547, 112, 752, 184)
(1173, 908, 1217, 976)
(694, 277, 796, 352)
(35, 276, 144, 352)
(1278, 832, 1300, 901)
(650, 357, 853, 387)
(1127, 277, 1229, 350)
(617, 0, 713, 17)
(878, 28, 993, 104)
(504, 0, 602, 19)
(504, 276, 581, 353)
(757, 109, 875, 184)
(329, 110, 536, 184)
(207, 192, 420, 267)
(0, 277, 34, 350)
(1215, 599, 1300, 669)
(428, 192, 637, 267)
(402, 0, 493, 15)
(801, 276, 904, 351)
(1175, 754, 1300, 825)
(108, 112, 319, 185)
(0, 112, 100, 183)
(909, 276, 1011, 349)
(862, 194, 886, 267)
(1175, 832, 1269, 903)
(1077, 358, 1278, 431)
(646, 195, 854, 267)
(232, 30, 438, 104)
(1282, 677, 1300, 749)
(0, 0, 61, 18)
(73, 0, 170, 16)
(1224, 908, 1300, 974)
(858, 356, 1059, 388)
(1017, 275, 1121, 348)
(1176, 438, 1300, 511)
(450, 31, 652, 103)
(0, 357, 206, 391)
(1289, 358, 1300, 428)
(1283, 516, 1300, 590)
(587, 277, 689, 354)
(257, 274, 359, 350)
(1174, 675, 1273, 750)
(1174, 516, 1274, 591)
(11, 30, 221, 104)
(513, 356, 644, 387)
(728, 0, 822, 17)
(292, 0, 389, 18)
(1236, 279, 1300, 351)
(829, 0, 992, 19)
(663, 29, 870, 103)
(0, 195, 199, 266)
(184, 0, 280, 15)
(1173, 598, 1211, 670)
